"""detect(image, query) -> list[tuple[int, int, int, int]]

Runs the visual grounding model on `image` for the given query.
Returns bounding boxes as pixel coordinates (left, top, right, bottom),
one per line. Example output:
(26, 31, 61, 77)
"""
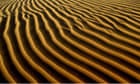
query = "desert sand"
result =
(0, 0, 140, 83)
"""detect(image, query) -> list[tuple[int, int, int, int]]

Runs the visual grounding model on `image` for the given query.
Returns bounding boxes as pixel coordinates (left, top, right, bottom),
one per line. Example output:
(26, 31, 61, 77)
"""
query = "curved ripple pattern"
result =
(0, 0, 140, 83)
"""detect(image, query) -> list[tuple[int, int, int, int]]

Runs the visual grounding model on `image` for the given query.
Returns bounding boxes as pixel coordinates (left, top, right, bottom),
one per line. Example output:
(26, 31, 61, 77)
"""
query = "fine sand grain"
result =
(0, 0, 140, 83)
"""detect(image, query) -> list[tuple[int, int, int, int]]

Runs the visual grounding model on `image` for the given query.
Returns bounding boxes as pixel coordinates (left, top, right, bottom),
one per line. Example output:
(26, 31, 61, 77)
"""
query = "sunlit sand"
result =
(0, 0, 140, 83)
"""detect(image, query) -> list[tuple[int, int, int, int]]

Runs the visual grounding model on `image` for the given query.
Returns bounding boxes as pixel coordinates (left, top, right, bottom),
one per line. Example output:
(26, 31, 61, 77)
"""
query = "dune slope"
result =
(0, 0, 140, 83)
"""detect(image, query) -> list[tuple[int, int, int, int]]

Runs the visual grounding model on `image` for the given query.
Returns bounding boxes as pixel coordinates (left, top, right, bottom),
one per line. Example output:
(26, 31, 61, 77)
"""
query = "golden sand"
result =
(0, 0, 140, 83)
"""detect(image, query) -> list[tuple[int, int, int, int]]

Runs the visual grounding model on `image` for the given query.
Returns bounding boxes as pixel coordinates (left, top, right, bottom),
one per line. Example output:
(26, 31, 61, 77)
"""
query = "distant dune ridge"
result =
(0, 0, 140, 83)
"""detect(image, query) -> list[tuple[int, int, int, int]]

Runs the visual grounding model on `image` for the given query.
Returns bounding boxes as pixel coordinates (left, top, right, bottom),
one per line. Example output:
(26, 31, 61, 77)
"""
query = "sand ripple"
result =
(0, 0, 140, 83)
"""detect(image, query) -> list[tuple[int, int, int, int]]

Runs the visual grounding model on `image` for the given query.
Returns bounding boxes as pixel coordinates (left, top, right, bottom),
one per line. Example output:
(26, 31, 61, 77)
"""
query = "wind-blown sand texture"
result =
(0, 0, 140, 83)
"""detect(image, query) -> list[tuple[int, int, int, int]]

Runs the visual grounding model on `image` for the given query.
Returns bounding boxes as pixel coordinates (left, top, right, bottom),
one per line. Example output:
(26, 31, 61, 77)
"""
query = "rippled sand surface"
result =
(0, 0, 140, 83)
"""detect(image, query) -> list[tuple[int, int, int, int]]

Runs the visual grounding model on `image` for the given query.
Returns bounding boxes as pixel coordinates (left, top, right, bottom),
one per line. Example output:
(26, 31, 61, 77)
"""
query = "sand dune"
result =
(0, 0, 140, 83)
